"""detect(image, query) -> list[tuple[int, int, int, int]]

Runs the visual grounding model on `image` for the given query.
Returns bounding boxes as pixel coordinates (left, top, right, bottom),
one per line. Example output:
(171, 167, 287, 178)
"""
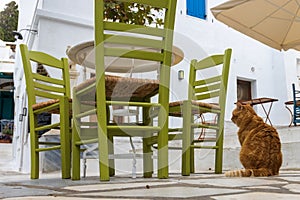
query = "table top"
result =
(66, 41, 184, 73)
(238, 97, 278, 106)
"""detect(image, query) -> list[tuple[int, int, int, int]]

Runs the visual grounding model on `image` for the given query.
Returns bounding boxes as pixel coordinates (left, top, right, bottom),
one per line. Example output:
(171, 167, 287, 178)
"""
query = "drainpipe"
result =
(17, 0, 41, 172)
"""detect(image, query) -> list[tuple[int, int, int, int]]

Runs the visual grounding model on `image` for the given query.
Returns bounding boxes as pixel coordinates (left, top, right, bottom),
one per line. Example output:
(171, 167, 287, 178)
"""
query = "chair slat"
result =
(194, 75, 221, 86)
(190, 104, 221, 113)
(194, 82, 221, 94)
(33, 102, 60, 115)
(191, 123, 220, 130)
(195, 90, 220, 100)
(32, 73, 65, 86)
(35, 90, 64, 100)
(105, 48, 164, 62)
(107, 101, 160, 107)
(195, 55, 224, 70)
(34, 82, 66, 94)
(104, 34, 163, 49)
(36, 145, 61, 152)
(117, 0, 169, 8)
(104, 22, 166, 37)
(28, 51, 64, 69)
(35, 122, 60, 132)
(191, 145, 219, 149)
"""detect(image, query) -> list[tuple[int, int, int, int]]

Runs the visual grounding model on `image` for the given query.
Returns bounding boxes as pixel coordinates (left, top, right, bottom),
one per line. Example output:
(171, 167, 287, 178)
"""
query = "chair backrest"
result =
(292, 83, 300, 123)
(292, 83, 300, 103)
(19, 44, 71, 108)
(188, 48, 232, 113)
(95, 0, 176, 77)
(94, 0, 177, 123)
(95, 0, 177, 74)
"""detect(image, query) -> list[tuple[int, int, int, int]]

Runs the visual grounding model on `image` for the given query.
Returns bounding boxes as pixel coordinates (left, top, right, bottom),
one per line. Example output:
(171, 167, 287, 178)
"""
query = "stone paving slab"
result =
(1, 171, 300, 199)
(179, 177, 288, 187)
(4, 197, 141, 200)
(64, 181, 176, 191)
(73, 186, 246, 199)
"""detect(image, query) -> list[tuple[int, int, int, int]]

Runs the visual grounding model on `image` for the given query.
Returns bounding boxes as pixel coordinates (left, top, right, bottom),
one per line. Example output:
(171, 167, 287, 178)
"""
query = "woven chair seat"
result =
(169, 100, 220, 117)
(74, 75, 159, 99)
(32, 98, 72, 114)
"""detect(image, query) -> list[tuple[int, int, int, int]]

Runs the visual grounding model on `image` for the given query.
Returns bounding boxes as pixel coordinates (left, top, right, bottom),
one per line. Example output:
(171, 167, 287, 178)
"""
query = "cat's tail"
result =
(225, 168, 275, 177)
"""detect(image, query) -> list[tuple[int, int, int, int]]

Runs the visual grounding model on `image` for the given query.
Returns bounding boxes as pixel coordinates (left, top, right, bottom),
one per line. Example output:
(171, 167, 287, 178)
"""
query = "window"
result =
(237, 80, 252, 101)
(186, 0, 206, 20)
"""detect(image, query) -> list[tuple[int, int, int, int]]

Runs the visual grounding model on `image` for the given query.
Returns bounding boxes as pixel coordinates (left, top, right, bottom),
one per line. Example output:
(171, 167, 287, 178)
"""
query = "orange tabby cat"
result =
(225, 102, 282, 177)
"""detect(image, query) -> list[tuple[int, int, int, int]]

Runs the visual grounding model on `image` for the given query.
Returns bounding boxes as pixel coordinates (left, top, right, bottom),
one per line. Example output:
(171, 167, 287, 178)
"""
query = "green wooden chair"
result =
(19, 44, 72, 179)
(168, 48, 232, 175)
(72, 0, 177, 181)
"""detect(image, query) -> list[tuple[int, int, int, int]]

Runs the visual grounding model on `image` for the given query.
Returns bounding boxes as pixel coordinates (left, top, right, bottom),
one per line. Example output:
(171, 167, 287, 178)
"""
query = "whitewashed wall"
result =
(170, 0, 300, 127)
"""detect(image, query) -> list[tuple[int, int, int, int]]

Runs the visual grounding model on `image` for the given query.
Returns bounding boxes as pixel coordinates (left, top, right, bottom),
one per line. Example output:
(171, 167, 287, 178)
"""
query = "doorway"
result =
(0, 72, 14, 120)
(237, 79, 252, 101)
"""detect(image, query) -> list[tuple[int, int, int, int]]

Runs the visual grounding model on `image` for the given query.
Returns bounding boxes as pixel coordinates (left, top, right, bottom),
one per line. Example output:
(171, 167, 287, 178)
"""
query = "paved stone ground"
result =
(1, 123, 300, 199)
(0, 170, 300, 199)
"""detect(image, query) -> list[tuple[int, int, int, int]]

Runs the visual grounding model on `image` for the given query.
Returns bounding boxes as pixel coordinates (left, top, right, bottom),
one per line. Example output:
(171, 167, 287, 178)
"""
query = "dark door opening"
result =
(237, 79, 252, 101)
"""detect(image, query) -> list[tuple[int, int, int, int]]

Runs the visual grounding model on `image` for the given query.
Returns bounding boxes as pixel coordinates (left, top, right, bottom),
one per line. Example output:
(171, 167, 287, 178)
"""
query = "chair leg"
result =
(215, 129, 224, 174)
(143, 138, 153, 178)
(30, 115, 39, 179)
(190, 145, 195, 173)
(190, 128, 195, 174)
(71, 119, 81, 180)
(157, 100, 170, 179)
(98, 136, 110, 181)
(181, 101, 192, 176)
(97, 121, 110, 181)
(142, 105, 153, 178)
(108, 135, 115, 176)
(60, 98, 71, 179)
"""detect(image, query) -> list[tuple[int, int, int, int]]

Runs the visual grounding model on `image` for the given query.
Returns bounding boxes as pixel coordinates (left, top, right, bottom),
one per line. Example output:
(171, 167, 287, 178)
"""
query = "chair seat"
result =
(169, 100, 220, 117)
(32, 98, 72, 114)
(74, 75, 159, 99)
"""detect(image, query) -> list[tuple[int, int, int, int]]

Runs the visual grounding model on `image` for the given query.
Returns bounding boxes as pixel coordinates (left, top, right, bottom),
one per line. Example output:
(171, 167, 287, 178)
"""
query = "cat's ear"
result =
(237, 102, 243, 110)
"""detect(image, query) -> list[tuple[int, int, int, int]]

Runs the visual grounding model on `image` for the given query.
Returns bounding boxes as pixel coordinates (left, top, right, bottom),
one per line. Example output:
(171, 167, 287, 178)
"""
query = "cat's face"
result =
(231, 102, 243, 125)
(231, 102, 256, 126)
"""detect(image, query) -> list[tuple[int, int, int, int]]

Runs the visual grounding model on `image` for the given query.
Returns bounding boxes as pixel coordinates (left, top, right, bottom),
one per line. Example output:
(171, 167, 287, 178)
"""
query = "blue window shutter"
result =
(187, 0, 206, 20)
(187, 0, 196, 17)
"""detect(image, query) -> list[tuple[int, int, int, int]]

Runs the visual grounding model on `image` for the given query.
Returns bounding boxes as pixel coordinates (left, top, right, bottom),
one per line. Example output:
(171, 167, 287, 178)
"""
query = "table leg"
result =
(259, 100, 274, 126)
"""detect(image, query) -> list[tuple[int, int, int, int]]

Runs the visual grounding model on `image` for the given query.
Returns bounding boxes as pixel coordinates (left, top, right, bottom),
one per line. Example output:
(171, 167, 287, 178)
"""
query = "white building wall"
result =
(13, 0, 41, 173)
(170, 0, 300, 126)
